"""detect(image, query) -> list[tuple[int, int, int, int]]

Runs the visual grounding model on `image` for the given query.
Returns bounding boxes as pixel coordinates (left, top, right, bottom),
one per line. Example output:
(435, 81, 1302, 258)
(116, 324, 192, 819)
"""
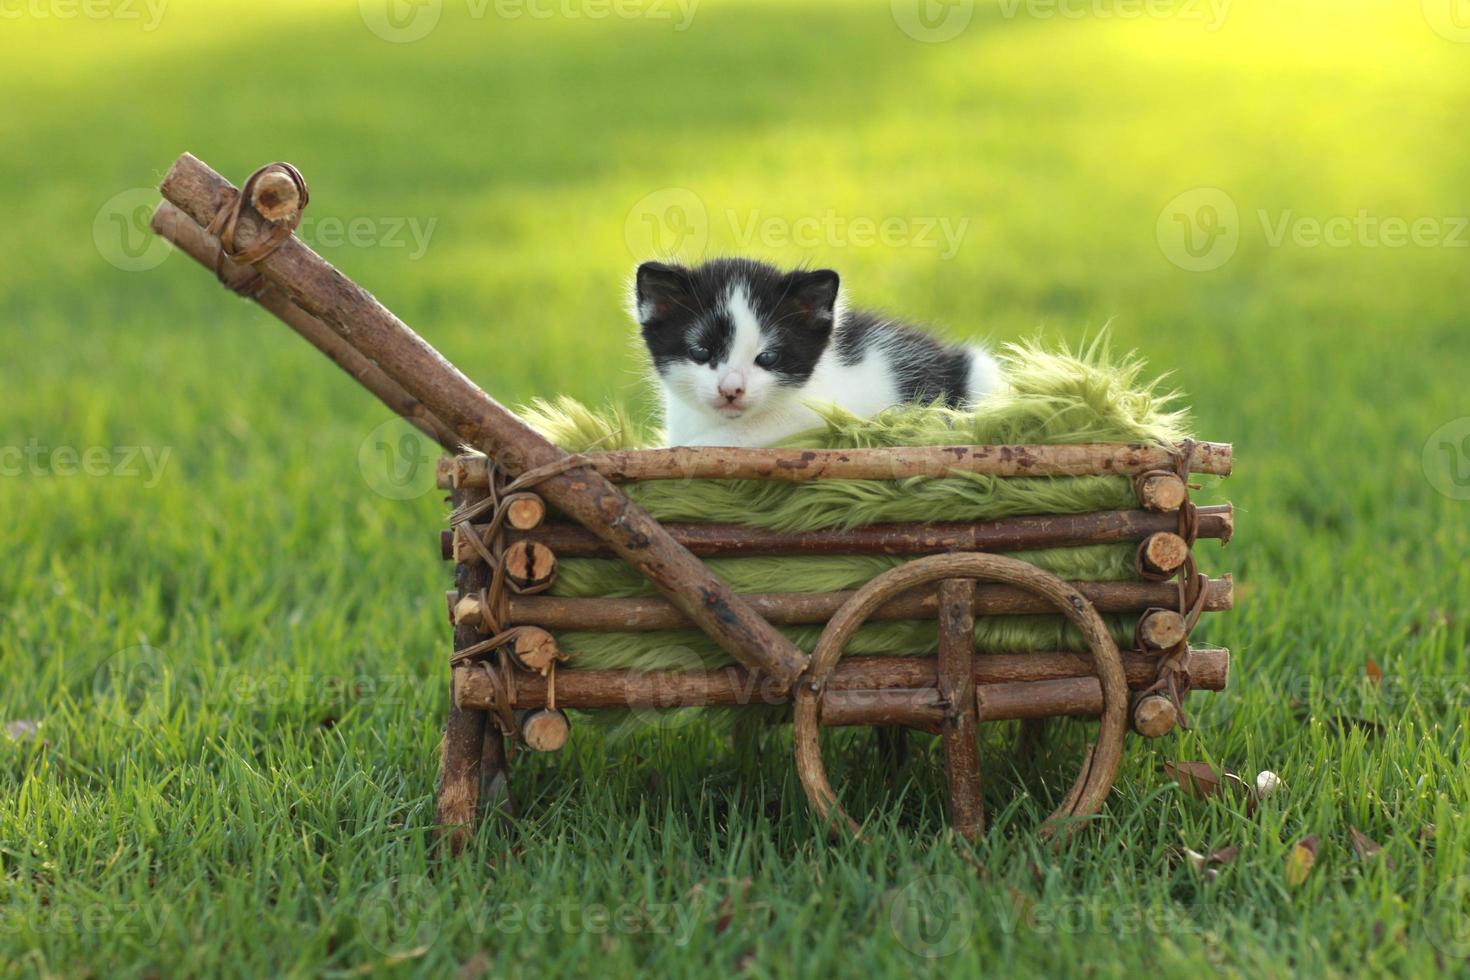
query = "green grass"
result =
(2, 0, 1469, 975)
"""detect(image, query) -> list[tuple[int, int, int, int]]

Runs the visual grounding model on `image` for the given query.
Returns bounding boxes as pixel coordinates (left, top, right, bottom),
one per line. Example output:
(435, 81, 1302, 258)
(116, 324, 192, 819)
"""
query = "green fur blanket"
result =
(520, 339, 1196, 701)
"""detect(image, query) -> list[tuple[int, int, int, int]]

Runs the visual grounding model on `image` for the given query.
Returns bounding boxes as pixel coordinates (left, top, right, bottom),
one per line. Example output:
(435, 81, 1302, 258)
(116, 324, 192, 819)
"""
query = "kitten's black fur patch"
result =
(635, 258, 976, 404)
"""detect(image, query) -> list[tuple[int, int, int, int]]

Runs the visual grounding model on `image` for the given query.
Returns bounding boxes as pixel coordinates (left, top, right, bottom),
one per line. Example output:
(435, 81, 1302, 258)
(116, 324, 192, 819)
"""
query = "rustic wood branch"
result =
(458, 647, 1227, 709)
(158, 154, 809, 688)
(518, 709, 571, 752)
(250, 169, 302, 223)
(1137, 532, 1190, 578)
(442, 441, 1232, 485)
(937, 579, 982, 839)
(1136, 609, 1188, 651)
(1136, 473, 1188, 512)
(501, 575, 1233, 631)
(505, 495, 546, 531)
(454, 647, 1229, 712)
(150, 201, 461, 451)
(437, 485, 505, 854)
(1131, 694, 1179, 737)
(502, 540, 557, 591)
(446, 505, 1234, 561)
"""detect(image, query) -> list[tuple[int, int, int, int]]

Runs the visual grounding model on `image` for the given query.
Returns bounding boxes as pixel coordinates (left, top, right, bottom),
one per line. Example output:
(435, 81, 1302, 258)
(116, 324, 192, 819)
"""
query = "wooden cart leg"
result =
(436, 484, 506, 854)
(937, 579, 983, 839)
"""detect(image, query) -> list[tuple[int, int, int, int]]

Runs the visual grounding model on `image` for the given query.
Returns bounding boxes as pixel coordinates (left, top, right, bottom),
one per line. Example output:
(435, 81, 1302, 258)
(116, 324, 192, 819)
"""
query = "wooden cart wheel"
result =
(792, 553, 1130, 840)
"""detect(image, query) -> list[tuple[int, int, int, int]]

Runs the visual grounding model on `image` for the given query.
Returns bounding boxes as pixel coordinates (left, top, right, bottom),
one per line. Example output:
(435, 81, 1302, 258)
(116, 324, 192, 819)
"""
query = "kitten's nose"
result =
(717, 373, 746, 401)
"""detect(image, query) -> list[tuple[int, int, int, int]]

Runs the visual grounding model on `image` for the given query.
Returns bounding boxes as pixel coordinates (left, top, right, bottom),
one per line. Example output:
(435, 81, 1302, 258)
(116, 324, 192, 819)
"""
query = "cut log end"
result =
(504, 540, 557, 591)
(453, 594, 488, 630)
(505, 495, 547, 531)
(1137, 473, 1187, 512)
(519, 709, 570, 752)
(453, 455, 490, 489)
(1132, 694, 1179, 738)
(510, 627, 563, 675)
(250, 169, 302, 223)
(1138, 532, 1190, 578)
(1137, 609, 1188, 651)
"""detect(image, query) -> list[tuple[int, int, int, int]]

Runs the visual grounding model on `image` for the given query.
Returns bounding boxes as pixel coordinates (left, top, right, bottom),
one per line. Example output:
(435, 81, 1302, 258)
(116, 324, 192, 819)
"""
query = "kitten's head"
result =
(631, 258, 840, 424)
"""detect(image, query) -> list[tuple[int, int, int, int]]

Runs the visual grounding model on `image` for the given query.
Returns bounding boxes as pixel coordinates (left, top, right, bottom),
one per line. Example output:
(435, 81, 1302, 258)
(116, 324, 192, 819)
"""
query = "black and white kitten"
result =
(632, 258, 1001, 447)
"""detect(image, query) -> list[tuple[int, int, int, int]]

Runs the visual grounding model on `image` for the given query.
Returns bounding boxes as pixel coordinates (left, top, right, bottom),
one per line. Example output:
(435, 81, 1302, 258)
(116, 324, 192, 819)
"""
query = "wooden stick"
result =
(446, 505, 1234, 561)
(251, 169, 302, 222)
(437, 485, 502, 853)
(501, 576, 1233, 631)
(505, 495, 546, 531)
(1136, 473, 1188, 512)
(518, 709, 571, 752)
(1137, 532, 1190, 578)
(1136, 609, 1188, 651)
(1131, 694, 1179, 737)
(158, 154, 809, 688)
(502, 540, 557, 591)
(937, 579, 982, 839)
(150, 201, 461, 452)
(454, 647, 1230, 712)
(444, 441, 1232, 484)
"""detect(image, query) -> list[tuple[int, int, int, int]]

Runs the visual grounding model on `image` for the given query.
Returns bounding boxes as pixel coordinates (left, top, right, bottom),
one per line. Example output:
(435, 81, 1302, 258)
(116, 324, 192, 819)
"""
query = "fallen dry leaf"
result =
(1166, 761, 1225, 798)
(1366, 659, 1384, 686)
(1286, 835, 1320, 887)
(1348, 826, 1394, 868)
(1209, 845, 1240, 866)
(1166, 762, 1257, 812)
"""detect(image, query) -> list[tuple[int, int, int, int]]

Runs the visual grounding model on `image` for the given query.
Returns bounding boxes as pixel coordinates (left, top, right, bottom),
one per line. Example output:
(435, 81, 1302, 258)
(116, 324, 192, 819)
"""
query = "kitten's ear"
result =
(784, 269, 840, 327)
(634, 261, 692, 325)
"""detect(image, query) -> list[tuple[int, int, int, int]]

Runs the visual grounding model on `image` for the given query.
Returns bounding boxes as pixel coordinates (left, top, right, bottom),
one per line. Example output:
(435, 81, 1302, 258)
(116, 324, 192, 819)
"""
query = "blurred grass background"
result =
(1, 0, 1469, 975)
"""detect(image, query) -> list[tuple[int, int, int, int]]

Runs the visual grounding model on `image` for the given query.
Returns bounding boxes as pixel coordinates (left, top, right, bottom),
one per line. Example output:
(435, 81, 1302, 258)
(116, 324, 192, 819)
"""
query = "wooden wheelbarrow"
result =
(150, 155, 1233, 852)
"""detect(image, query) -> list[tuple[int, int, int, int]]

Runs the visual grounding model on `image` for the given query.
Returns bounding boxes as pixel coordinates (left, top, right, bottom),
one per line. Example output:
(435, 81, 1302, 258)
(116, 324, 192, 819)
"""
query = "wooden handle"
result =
(157, 154, 810, 688)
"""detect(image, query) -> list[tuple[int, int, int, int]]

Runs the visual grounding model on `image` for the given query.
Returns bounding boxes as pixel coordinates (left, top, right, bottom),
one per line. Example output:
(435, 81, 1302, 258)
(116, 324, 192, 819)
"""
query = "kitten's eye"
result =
(688, 344, 711, 364)
(754, 350, 779, 369)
